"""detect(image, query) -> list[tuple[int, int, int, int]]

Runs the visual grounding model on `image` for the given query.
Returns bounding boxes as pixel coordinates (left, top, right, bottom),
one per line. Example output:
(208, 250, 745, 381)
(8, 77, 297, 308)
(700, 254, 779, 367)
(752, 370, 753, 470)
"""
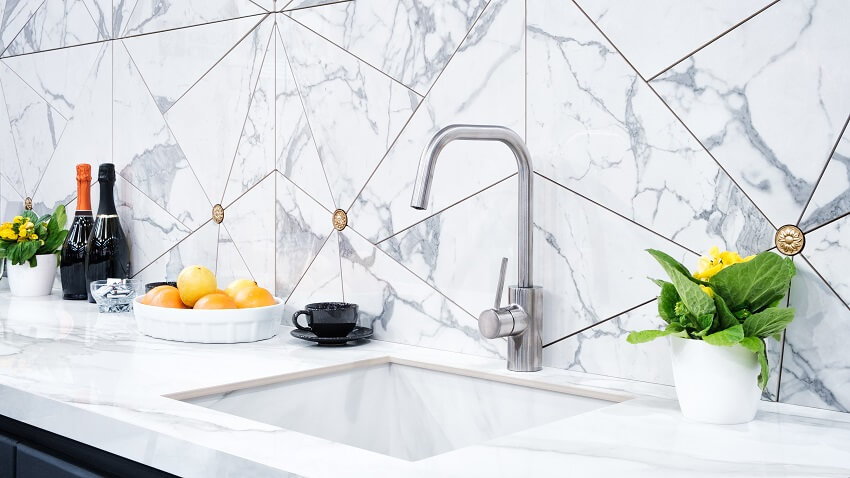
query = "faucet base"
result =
(507, 286, 543, 372)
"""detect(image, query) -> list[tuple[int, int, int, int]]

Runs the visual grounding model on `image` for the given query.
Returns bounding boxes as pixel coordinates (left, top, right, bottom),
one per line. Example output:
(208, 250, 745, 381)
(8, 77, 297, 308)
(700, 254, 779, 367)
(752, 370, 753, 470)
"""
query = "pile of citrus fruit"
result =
(139, 265, 276, 310)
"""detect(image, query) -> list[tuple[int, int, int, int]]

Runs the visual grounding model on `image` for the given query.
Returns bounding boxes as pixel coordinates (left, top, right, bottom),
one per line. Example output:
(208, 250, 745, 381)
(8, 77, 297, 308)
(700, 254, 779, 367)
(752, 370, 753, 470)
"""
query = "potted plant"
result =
(0, 205, 68, 297)
(628, 247, 795, 424)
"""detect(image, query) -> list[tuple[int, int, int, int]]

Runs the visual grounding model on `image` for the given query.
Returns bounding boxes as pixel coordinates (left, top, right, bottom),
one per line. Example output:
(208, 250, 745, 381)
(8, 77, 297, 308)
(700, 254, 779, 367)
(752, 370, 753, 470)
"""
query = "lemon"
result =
(224, 278, 257, 299)
(176, 265, 217, 307)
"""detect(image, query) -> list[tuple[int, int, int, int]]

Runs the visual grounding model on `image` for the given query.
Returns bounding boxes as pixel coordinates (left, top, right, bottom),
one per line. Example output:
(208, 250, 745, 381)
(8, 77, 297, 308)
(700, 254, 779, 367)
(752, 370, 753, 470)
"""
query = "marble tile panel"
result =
(122, 15, 263, 113)
(222, 30, 276, 207)
(114, 175, 193, 276)
(279, 14, 421, 210)
(652, 0, 850, 227)
(0, 80, 26, 198)
(780, 258, 850, 412)
(121, 0, 264, 37)
(543, 301, 674, 386)
(273, 27, 334, 211)
(1, 41, 102, 119)
(81, 0, 111, 39)
(2, 0, 101, 56)
(339, 228, 506, 359)
(527, 1, 774, 256)
(282, 0, 353, 12)
(165, 18, 274, 205)
(274, 172, 333, 301)
(289, 0, 487, 94)
(534, 175, 698, 342)
(0, 61, 67, 198)
(113, 41, 211, 230)
(0, 0, 43, 55)
(803, 214, 850, 307)
(576, 0, 773, 79)
(132, 220, 219, 285)
(216, 224, 255, 288)
(0, 175, 24, 221)
(283, 229, 342, 315)
(349, 0, 524, 243)
(30, 43, 111, 215)
(222, 175, 276, 290)
(799, 128, 850, 232)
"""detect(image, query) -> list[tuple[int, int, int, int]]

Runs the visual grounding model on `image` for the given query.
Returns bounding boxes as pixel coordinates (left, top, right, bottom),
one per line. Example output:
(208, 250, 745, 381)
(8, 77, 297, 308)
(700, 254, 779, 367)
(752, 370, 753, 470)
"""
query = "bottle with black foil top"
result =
(85, 163, 130, 302)
(60, 164, 94, 300)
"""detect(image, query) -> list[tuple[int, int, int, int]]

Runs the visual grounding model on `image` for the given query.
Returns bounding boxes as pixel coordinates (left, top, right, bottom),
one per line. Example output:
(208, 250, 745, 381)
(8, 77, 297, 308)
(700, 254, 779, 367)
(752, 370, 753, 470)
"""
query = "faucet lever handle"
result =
(494, 257, 508, 308)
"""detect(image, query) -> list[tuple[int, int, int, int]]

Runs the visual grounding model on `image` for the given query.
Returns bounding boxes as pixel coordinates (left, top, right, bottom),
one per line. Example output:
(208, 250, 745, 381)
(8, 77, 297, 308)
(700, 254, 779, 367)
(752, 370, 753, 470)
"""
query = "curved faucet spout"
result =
(409, 124, 533, 288)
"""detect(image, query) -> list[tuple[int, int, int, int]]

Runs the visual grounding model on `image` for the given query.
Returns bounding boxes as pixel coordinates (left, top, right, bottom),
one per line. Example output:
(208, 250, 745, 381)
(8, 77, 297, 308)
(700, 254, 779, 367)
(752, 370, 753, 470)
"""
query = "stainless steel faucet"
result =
(410, 124, 543, 372)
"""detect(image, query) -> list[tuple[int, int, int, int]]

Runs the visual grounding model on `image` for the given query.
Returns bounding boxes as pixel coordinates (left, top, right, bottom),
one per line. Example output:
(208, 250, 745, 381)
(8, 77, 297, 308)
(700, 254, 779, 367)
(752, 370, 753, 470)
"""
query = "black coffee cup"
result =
(292, 302, 358, 337)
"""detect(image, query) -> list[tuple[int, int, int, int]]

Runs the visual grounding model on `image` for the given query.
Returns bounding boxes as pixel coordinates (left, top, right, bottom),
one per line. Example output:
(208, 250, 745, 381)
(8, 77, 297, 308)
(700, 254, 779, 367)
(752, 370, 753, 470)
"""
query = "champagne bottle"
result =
(85, 164, 130, 302)
(60, 164, 94, 300)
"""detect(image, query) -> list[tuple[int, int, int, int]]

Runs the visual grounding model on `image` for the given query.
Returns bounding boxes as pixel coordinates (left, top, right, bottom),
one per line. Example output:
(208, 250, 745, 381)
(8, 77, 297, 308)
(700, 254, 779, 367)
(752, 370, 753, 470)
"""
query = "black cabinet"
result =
(16, 444, 101, 478)
(0, 434, 16, 477)
(0, 415, 176, 478)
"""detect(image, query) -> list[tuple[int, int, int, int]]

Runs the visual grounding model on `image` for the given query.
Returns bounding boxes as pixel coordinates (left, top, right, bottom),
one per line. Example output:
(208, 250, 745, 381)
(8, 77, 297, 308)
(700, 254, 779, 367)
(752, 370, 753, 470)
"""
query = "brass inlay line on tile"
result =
(775, 225, 804, 256)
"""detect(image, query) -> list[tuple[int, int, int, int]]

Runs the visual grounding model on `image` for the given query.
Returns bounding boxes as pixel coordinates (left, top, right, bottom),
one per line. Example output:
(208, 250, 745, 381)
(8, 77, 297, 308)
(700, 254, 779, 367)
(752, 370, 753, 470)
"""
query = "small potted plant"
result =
(0, 205, 68, 297)
(628, 247, 795, 424)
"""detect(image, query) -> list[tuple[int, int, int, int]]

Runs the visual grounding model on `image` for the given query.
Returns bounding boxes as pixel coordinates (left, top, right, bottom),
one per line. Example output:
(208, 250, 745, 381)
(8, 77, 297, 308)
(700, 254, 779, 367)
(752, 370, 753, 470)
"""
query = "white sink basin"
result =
(178, 360, 615, 461)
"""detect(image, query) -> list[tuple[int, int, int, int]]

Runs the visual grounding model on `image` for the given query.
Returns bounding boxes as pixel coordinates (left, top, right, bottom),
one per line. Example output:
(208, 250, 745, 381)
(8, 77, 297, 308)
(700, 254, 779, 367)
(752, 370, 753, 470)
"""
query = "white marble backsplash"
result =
(0, 0, 848, 413)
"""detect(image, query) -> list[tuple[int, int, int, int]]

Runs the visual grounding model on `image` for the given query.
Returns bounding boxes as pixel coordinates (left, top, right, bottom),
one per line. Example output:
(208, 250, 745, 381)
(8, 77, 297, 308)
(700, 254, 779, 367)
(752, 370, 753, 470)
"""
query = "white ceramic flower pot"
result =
(670, 335, 761, 424)
(6, 254, 57, 297)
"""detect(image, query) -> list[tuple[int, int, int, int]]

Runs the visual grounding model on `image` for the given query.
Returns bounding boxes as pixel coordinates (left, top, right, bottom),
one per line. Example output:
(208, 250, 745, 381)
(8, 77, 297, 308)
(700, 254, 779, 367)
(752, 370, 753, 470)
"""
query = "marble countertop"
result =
(0, 291, 849, 477)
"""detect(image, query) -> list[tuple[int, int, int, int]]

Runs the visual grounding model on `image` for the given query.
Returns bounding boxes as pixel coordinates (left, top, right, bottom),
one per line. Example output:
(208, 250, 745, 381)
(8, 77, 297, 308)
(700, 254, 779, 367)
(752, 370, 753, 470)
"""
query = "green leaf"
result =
(20, 240, 38, 265)
(627, 329, 674, 344)
(27, 255, 37, 267)
(8, 242, 22, 265)
(742, 307, 795, 339)
(657, 281, 680, 323)
(713, 294, 739, 331)
(646, 249, 707, 285)
(702, 324, 744, 346)
(740, 336, 769, 390)
(21, 210, 38, 223)
(51, 204, 67, 230)
(709, 252, 795, 312)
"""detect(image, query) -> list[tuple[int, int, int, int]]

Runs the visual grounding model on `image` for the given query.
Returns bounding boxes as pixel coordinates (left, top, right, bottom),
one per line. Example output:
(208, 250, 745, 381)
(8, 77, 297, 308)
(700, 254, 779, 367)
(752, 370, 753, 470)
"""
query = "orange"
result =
(176, 265, 217, 307)
(141, 285, 174, 305)
(148, 286, 188, 309)
(232, 286, 276, 309)
(194, 293, 238, 310)
(224, 279, 257, 299)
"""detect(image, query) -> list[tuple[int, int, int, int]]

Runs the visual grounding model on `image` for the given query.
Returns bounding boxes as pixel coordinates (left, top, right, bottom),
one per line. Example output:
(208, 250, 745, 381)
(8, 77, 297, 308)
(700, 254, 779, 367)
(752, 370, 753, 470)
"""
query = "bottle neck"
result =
(97, 179, 117, 216)
(76, 178, 92, 213)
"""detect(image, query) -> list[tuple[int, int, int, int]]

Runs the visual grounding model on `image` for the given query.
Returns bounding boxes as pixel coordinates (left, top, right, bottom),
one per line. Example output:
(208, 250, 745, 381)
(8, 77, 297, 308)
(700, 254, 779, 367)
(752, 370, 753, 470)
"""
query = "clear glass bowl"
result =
(90, 279, 144, 313)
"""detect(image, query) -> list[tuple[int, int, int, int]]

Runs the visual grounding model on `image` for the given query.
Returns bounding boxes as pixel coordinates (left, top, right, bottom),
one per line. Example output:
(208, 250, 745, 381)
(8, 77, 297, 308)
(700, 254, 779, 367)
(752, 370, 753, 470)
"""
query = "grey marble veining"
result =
(527, 1, 774, 256)
(781, 259, 850, 413)
(349, 0, 524, 243)
(280, 14, 421, 210)
(0, 0, 43, 55)
(2, 0, 101, 56)
(339, 228, 506, 359)
(800, 127, 850, 232)
(290, 0, 487, 94)
(576, 0, 772, 79)
(121, 0, 264, 37)
(803, 215, 850, 308)
(652, 0, 850, 227)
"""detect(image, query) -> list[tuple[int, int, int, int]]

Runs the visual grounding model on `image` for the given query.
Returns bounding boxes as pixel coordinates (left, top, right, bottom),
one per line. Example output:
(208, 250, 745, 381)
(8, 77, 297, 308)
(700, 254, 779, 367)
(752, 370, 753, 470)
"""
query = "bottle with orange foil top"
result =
(60, 164, 94, 300)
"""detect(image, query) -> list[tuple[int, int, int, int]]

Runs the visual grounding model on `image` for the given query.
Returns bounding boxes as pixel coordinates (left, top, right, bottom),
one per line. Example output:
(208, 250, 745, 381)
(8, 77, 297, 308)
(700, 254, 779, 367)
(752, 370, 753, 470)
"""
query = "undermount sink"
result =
(175, 359, 617, 461)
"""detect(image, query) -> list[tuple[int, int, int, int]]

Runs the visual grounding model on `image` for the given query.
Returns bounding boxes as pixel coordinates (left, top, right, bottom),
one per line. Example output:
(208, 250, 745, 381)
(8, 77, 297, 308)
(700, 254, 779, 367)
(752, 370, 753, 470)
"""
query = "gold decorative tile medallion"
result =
(332, 209, 348, 231)
(775, 225, 804, 256)
(24, 197, 32, 210)
(212, 204, 225, 224)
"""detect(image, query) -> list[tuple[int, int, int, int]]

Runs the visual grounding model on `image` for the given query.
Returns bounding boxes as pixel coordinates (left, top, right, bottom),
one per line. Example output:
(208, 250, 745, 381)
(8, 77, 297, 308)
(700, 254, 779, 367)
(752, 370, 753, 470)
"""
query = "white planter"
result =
(670, 335, 761, 424)
(6, 254, 57, 297)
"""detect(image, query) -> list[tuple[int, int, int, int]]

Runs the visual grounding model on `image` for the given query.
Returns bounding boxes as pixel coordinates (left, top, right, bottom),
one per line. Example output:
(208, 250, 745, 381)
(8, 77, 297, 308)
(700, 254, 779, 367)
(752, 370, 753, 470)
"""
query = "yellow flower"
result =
(29, 234, 37, 240)
(18, 228, 27, 238)
(693, 246, 754, 280)
(12, 216, 22, 224)
(700, 285, 715, 298)
(24, 221, 33, 229)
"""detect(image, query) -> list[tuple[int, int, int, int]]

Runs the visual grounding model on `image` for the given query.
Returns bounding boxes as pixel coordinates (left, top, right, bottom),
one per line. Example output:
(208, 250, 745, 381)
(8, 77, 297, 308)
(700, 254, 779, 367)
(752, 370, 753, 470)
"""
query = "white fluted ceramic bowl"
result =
(133, 297, 283, 343)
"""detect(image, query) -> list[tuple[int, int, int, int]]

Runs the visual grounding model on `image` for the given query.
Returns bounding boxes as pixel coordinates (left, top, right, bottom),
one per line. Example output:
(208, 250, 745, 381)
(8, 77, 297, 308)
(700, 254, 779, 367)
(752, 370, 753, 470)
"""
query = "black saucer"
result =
(290, 326, 373, 345)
